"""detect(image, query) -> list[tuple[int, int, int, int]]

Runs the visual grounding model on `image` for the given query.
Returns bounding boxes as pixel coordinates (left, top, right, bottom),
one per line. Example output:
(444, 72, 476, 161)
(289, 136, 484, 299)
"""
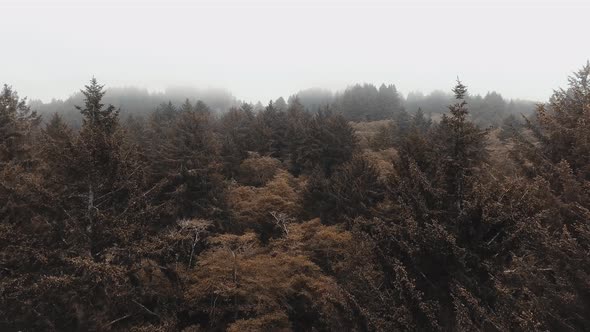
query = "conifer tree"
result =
(194, 100, 211, 114)
(76, 77, 118, 134)
(0, 85, 41, 224)
(526, 61, 590, 177)
(219, 103, 257, 177)
(304, 155, 384, 224)
(412, 107, 432, 133)
(497, 113, 523, 141)
(433, 80, 488, 213)
(293, 108, 357, 176)
(70, 78, 145, 254)
(150, 103, 225, 219)
(0, 84, 39, 166)
(504, 64, 590, 330)
(39, 113, 76, 193)
(253, 101, 288, 158)
(285, 97, 312, 175)
(180, 98, 193, 112)
(274, 96, 287, 111)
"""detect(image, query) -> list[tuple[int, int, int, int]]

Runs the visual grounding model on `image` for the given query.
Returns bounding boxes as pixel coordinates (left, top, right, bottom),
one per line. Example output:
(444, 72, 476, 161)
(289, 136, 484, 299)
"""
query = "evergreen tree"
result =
(377, 83, 403, 119)
(274, 96, 287, 111)
(412, 107, 432, 133)
(180, 98, 193, 112)
(219, 103, 257, 178)
(497, 113, 523, 141)
(71, 78, 144, 254)
(76, 77, 118, 134)
(304, 155, 385, 224)
(253, 101, 288, 158)
(294, 108, 357, 176)
(0, 84, 39, 166)
(39, 113, 76, 186)
(285, 97, 312, 175)
(194, 100, 211, 114)
(150, 104, 225, 219)
(0, 85, 41, 224)
(393, 108, 412, 141)
(433, 80, 488, 213)
(526, 61, 590, 177)
(153, 101, 178, 125)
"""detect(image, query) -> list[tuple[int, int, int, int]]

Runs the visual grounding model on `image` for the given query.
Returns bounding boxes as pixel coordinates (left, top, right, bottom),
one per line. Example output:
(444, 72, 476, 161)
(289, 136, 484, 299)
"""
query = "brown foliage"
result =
(238, 153, 282, 186)
(3, 65, 590, 331)
(228, 170, 303, 240)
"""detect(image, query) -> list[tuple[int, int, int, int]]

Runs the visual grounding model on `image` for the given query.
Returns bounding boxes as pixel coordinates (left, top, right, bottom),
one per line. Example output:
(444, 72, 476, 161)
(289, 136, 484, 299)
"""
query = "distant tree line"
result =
(292, 83, 534, 125)
(30, 86, 238, 128)
(33, 81, 534, 130)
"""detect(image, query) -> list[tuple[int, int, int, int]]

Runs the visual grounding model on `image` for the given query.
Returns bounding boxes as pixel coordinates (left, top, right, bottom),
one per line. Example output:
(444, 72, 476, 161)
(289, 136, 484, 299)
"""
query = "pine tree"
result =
(150, 105, 225, 219)
(0, 84, 39, 166)
(304, 155, 384, 224)
(153, 101, 178, 125)
(39, 113, 75, 186)
(285, 97, 312, 175)
(294, 108, 357, 176)
(497, 113, 523, 141)
(253, 101, 288, 158)
(528, 61, 590, 178)
(1, 81, 149, 331)
(412, 107, 432, 133)
(377, 83, 403, 119)
(219, 103, 257, 178)
(71, 78, 144, 254)
(76, 77, 118, 134)
(180, 98, 193, 112)
(0, 84, 41, 225)
(274, 96, 287, 111)
(194, 100, 211, 114)
(393, 109, 412, 142)
(433, 80, 488, 213)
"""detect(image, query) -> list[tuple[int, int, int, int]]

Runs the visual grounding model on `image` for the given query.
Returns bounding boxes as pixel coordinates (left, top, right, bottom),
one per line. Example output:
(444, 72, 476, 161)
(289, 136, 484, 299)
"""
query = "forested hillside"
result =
(1, 63, 589, 331)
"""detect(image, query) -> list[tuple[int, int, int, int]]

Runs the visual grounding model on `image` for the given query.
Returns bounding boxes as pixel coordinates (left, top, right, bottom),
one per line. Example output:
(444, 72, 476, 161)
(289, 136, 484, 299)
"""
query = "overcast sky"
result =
(2, 0, 589, 103)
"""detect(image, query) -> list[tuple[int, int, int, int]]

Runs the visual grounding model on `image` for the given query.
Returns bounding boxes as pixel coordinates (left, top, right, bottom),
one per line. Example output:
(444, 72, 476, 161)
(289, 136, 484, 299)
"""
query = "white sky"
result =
(1, 0, 589, 103)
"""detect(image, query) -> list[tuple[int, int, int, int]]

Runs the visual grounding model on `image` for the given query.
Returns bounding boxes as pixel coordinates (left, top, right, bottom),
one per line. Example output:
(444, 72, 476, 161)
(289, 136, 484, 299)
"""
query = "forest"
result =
(1, 62, 589, 331)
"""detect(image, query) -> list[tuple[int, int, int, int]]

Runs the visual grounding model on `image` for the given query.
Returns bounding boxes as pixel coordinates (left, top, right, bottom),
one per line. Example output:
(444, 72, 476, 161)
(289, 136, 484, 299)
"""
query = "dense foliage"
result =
(1, 63, 589, 331)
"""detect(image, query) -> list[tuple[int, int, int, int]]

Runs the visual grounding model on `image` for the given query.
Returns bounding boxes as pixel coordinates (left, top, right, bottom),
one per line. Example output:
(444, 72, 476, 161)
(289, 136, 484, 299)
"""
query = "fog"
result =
(2, 0, 589, 103)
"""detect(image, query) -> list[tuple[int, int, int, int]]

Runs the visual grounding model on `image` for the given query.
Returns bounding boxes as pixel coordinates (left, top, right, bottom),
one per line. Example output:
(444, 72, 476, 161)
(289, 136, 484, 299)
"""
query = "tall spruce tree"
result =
(434, 80, 488, 213)
(219, 103, 257, 178)
(0, 85, 41, 224)
(72, 78, 144, 254)
(149, 103, 225, 220)
(0, 84, 39, 166)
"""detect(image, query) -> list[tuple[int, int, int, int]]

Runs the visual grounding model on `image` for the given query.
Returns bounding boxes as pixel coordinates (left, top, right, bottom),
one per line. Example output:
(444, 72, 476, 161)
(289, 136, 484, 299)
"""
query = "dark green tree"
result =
(0, 84, 40, 166)
(432, 80, 488, 213)
(219, 103, 257, 178)
(294, 108, 357, 176)
(253, 101, 288, 158)
(304, 155, 385, 224)
(180, 98, 194, 112)
(150, 105, 225, 220)
(285, 97, 312, 175)
(194, 100, 211, 114)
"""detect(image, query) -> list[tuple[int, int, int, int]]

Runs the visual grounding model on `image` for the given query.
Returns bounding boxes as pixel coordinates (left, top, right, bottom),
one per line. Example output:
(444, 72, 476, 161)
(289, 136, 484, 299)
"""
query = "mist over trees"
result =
(30, 86, 238, 127)
(1, 63, 589, 331)
(291, 83, 534, 125)
(31, 80, 535, 131)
